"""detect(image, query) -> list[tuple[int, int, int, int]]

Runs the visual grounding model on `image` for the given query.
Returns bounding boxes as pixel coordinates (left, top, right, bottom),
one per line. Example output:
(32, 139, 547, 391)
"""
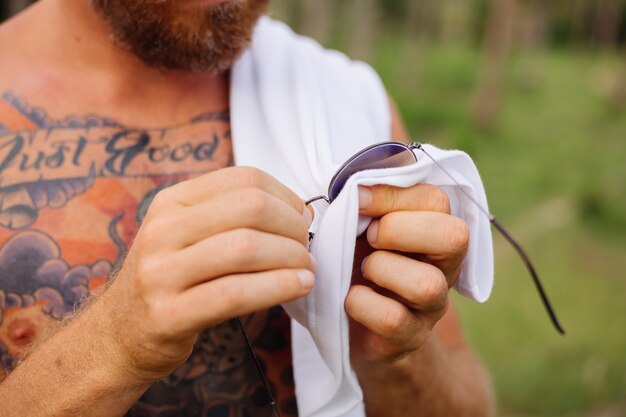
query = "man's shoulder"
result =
(246, 17, 387, 111)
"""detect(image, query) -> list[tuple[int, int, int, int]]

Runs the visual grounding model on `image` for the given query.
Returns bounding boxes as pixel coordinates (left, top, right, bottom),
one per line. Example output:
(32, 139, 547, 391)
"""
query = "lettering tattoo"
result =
(0, 90, 232, 229)
(0, 91, 297, 416)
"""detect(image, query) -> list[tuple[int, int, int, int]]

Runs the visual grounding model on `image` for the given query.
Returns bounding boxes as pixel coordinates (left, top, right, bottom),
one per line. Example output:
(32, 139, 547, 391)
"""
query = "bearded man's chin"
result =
(89, 0, 268, 73)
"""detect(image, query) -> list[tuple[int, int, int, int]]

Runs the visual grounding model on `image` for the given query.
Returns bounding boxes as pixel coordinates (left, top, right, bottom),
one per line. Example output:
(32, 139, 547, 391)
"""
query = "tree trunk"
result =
(393, 2, 440, 95)
(471, 0, 518, 130)
(592, 0, 625, 49)
(568, 0, 592, 44)
(517, 0, 548, 90)
(611, 48, 626, 112)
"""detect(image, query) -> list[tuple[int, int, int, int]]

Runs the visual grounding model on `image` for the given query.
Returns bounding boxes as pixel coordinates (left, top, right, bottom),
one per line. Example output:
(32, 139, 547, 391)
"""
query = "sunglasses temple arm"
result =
(411, 142, 565, 335)
(490, 219, 565, 335)
(236, 317, 282, 417)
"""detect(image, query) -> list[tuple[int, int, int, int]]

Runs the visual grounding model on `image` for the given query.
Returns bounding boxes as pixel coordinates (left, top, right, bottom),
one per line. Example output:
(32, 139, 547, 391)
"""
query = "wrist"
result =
(352, 335, 445, 385)
(0, 293, 153, 416)
(77, 290, 162, 386)
(352, 336, 451, 417)
(90, 285, 194, 383)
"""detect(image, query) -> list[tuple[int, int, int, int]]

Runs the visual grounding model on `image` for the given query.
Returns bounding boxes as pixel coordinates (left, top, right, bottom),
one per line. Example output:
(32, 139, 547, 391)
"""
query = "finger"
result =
(361, 251, 448, 313)
(174, 268, 314, 333)
(144, 188, 311, 249)
(345, 285, 422, 346)
(358, 184, 450, 217)
(151, 166, 306, 215)
(171, 229, 315, 288)
(366, 211, 469, 281)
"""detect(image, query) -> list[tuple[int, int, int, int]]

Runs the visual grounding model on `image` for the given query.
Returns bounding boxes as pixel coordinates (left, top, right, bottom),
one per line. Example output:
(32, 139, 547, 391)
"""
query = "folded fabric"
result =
(285, 144, 494, 417)
(231, 17, 494, 417)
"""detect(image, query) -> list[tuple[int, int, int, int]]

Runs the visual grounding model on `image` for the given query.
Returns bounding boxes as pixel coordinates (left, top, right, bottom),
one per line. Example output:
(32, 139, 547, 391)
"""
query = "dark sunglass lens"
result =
(329, 143, 417, 201)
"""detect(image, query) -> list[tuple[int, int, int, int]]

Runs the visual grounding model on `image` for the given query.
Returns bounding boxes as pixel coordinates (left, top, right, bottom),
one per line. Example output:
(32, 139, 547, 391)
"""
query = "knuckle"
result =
(420, 268, 448, 306)
(145, 296, 176, 329)
(148, 188, 173, 212)
(344, 286, 365, 313)
(136, 256, 170, 286)
(426, 186, 451, 213)
(446, 217, 470, 254)
(386, 186, 402, 212)
(217, 281, 245, 312)
(242, 188, 270, 217)
(237, 166, 266, 188)
(140, 217, 169, 242)
(229, 229, 260, 262)
(380, 305, 406, 336)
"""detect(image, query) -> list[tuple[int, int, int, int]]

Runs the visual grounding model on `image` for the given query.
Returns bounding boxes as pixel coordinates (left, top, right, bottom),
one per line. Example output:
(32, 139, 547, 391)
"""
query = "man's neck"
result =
(0, 0, 230, 124)
(53, 0, 227, 87)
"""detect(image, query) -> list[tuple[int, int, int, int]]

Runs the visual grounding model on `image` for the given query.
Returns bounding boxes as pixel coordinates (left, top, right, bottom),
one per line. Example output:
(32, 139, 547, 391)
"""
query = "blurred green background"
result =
(2, 0, 625, 415)
(266, 1, 626, 416)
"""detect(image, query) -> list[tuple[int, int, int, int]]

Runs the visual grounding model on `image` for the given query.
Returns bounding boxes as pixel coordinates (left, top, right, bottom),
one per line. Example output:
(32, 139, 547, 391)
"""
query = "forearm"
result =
(0, 297, 151, 417)
(355, 334, 495, 417)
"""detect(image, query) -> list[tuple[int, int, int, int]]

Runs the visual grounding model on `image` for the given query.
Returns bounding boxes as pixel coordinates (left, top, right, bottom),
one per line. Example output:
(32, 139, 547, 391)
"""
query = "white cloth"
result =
(231, 17, 494, 417)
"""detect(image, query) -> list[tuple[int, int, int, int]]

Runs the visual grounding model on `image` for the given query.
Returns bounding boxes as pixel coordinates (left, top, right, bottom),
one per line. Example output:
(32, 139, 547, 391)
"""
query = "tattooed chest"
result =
(127, 309, 297, 417)
(0, 89, 232, 360)
(0, 91, 298, 416)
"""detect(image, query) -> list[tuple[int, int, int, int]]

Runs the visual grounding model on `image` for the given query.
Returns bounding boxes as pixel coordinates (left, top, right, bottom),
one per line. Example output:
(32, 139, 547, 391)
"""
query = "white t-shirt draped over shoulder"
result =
(230, 17, 493, 417)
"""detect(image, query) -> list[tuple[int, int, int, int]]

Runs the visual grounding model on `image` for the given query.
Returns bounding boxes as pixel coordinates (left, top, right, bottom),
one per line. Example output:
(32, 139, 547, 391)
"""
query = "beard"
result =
(89, 0, 268, 73)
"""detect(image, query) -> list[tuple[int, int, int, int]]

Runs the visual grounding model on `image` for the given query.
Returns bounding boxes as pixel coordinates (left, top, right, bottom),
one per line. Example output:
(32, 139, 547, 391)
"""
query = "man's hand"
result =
(100, 166, 315, 381)
(347, 183, 469, 363)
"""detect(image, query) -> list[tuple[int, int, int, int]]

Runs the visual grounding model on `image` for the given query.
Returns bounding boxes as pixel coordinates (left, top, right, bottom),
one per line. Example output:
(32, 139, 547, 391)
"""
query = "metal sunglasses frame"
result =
(240, 140, 565, 417)
(306, 141, 565, 335)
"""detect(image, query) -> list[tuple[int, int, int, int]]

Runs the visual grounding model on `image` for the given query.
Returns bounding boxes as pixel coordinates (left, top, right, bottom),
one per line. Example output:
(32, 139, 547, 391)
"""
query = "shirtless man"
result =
(0, 1, 494, 416)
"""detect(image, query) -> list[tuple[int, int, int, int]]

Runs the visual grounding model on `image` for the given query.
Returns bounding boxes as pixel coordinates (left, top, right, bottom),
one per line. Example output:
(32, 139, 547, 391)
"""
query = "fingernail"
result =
(297, 270, 315, 290)
(358, 186, 372, 210)
(302, 204, 313, 227)
(367, 220, 379, 244)
(360, 256, 368, 277)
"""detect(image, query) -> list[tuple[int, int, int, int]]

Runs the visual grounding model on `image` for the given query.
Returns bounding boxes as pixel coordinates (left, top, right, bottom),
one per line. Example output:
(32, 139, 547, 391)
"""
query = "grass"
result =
(372, 39, 626, 415)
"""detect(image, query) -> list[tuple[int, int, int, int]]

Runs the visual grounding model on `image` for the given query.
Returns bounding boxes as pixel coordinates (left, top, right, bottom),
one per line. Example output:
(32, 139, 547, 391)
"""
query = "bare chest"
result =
(0, 90, 297, 416)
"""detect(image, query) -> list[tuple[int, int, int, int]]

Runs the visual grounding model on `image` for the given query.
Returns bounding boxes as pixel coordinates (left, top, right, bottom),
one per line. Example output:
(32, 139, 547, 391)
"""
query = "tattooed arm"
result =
(0, 167, 315, 416)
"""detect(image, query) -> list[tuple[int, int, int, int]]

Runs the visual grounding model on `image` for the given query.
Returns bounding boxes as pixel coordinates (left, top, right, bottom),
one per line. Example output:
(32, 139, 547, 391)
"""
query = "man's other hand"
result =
(100, 166, 315, 381)
(347, 184, 469, 362)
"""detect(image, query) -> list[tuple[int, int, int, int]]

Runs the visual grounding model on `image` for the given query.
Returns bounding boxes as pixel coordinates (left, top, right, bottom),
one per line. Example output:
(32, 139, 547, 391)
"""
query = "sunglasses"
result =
(240, 140, 565, 416)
